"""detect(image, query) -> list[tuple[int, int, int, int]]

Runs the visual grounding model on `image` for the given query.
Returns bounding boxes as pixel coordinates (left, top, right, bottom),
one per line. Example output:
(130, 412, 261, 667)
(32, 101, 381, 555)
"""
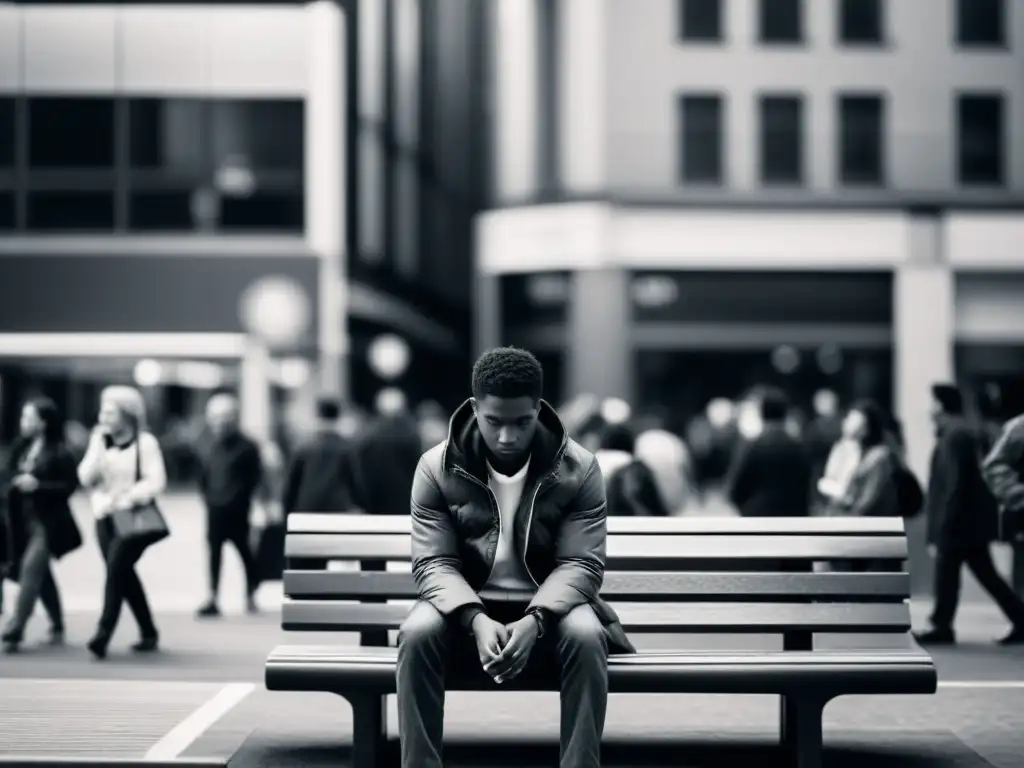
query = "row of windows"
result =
(0, 97, 304, 232)
(680, 0, 1007, 47)
(679, 92, 1005, 186)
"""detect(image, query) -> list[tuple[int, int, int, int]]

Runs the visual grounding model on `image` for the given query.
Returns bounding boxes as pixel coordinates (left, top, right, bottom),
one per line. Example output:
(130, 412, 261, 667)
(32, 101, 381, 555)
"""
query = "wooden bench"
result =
(266, 514, 936, 768)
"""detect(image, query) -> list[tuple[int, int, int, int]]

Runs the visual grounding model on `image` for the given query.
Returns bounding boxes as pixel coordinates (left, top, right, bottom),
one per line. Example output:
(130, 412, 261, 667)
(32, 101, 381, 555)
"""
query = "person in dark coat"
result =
(594, 424, 671, 517)
(351, 389, 422, 516)
(282, 398, 359, 518)
(725, 388, 812, 518)
(1, 397, 81, 651)
(916, 384, 1024, 646)
(195, 392, 264, 618)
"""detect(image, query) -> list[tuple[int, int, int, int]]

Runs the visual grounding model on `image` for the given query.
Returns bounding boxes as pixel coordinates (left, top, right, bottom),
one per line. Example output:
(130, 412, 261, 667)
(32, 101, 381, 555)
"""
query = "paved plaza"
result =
(2, 493, 1024, 766)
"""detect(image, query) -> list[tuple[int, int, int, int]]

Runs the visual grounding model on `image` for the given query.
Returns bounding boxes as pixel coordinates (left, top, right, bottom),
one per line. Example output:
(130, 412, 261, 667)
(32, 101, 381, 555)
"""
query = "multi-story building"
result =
(477, 0, 1024, 481)
(0, 0, 485, 442)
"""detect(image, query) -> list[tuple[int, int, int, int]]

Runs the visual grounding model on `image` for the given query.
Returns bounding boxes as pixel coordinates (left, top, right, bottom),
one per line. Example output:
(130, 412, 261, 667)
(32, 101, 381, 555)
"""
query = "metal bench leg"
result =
(340, 693, 387, 768)
(780, 696, 827, 768)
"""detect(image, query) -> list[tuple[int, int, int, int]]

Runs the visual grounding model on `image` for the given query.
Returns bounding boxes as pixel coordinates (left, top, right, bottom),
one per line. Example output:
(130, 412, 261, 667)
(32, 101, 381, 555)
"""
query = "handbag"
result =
(111, 437, 170, 546)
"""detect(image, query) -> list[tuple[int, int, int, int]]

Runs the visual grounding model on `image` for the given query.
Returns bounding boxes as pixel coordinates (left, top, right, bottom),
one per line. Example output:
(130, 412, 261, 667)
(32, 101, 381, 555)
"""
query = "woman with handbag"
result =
(1, 397, 82, 652)
(78, 386, 169, 660)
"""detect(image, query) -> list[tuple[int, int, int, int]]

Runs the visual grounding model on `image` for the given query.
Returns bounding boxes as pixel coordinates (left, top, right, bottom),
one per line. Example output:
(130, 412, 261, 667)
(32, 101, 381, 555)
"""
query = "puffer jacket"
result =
(409, 398, 636, 654)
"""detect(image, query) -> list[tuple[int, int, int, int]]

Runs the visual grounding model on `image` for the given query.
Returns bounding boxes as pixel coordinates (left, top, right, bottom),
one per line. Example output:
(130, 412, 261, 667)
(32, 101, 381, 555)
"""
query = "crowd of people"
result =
(2, 348, 1024, 660)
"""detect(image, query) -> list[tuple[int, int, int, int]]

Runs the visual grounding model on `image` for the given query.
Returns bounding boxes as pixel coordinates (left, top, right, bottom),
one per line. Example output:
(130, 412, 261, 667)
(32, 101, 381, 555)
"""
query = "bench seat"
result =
(267, 645, 936, 696)
(267, 513, 937, 768)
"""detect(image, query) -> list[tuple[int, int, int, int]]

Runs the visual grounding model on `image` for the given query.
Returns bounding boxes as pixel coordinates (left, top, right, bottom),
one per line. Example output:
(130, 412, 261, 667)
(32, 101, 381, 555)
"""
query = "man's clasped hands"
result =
(471, 612, 541, 685)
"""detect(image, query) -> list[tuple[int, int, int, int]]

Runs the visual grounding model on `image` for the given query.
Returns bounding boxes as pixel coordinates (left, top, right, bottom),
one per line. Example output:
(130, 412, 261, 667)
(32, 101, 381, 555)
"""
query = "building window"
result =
(679, 95, 724, 184)
(838, 94, 884, 185)
(126, 98, 304, 232)
(0, 192, 14, 230)
(760, 0, 802, 43)
(27, 191, 115, 231)
(956, 0, 1005, 47)
(0, 98, 14, 169)
(958, 94, 1004, 186)
(679, 0, 722, 41)
(28, 98, 115, 169)
(839, 0, 883, 44)
(759, 95, 803, 184)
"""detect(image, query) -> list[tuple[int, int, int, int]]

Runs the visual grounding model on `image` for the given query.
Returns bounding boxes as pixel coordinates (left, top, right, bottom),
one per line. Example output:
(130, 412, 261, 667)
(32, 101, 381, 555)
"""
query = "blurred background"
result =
(0, 0, 1022, 597)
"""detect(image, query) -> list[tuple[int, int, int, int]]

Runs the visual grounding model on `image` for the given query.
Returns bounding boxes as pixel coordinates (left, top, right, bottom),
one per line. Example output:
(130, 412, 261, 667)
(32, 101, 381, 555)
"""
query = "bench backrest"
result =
(281, 513, 912, 649)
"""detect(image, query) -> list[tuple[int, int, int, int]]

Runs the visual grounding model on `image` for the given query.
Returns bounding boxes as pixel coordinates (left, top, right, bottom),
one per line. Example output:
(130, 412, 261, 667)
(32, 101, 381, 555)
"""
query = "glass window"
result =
(759, 95, 803, 184)
(679, 0, 722, 41)
(128, 191, 198, 231)
(958, 94, 1004, 186)
(956, 0, 1004, 46)
(0, 192, 14, 229)
(838, 94, 885, 185)
(679, 94, 724, 184)
(760, 0, 802, 43)
(28, 98, 115, 169)
(219, 191, 304, 232)
(128, 98, 207, 175)
(839, 0, 883, 44)
(27, 191, 115, 230)
(210, 100, 304, 172)
(0, 98, 14, 169)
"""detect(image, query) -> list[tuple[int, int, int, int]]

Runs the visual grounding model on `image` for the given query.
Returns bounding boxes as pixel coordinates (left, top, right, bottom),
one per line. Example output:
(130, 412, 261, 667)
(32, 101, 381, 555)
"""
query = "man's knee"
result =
(398, 601, 448, 653)
(556, 604, 606, 655)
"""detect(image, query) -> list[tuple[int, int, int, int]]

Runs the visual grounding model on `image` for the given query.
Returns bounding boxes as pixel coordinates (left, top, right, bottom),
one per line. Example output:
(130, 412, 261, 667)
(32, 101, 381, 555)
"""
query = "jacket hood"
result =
(442, 398, 568, 479)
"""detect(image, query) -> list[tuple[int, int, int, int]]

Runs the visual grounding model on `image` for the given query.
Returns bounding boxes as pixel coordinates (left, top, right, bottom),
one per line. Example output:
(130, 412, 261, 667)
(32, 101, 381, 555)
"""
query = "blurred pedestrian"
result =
(725, 388, 812, 517)
(916, 384, 1024, 646)
(805, 389, 844, 507)
(195, 392, 264, 618)
(78, 386, 167, 659)
(595, 424, 670, 517)
(415, 400, 450, 452)
(635, 427, 694, 514)
(1, 397, 81, 652)
(351, 389, 422, 516)
(282, 397, 359, 518)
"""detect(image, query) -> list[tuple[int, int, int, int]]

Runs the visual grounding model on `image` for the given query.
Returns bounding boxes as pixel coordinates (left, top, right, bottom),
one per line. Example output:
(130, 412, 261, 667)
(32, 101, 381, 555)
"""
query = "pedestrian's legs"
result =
(226, 522, 259, 599)
(2, 521, 51, 642)
(119, 543, 157, 640)
(556, 604, 608, 768)
(929, 549, 965, 632)
(39, 566, 64, 637)
(207, 531, 225, 603)
(396, 601, 450, 768)
(965, 547, 1024, 627)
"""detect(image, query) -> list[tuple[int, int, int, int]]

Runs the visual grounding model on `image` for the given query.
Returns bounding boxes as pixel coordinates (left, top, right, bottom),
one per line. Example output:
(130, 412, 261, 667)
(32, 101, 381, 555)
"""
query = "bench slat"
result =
(281, 599, 911, 633)
(285, 533, 907, 561)
(283, 570, 911, 601)
(288, 513, 906, 536)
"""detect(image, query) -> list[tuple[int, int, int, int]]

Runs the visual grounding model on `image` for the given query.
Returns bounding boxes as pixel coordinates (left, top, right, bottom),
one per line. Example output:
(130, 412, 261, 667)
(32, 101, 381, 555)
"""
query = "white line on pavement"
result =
(937, 680, 1024, 689)
(144, 682, 255, 762)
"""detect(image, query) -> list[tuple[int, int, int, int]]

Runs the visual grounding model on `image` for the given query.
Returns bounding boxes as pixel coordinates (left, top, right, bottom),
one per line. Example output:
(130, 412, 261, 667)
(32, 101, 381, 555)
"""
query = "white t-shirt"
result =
(484, 457, 535, 591)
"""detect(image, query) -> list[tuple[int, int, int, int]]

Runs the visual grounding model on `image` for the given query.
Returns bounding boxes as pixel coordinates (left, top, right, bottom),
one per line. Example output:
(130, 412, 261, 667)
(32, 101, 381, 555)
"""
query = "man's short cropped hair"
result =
(316, 397, 341, 421)
(471, 347, 543, 401)
(931, 383, 964, 416)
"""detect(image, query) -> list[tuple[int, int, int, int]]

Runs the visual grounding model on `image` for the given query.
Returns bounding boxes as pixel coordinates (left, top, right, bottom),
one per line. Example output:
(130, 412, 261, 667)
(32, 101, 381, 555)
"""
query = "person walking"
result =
(594, 423, 671, 516)
(916, 384, 1024, 646)
(1, 397, 81, 652)
(78, 386, 167, 659)
(396, 347, 635, 768)
(725, 388, 812, 518)
(195, 392, 264, 618)
(351, 389, 423, 516)
(282, 397, 359, 518)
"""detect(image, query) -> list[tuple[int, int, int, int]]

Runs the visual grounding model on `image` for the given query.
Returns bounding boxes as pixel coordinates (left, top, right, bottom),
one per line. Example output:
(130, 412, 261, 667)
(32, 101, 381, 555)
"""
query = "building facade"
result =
(477, 0, 1024, 484)
(0, 0, 486, 443)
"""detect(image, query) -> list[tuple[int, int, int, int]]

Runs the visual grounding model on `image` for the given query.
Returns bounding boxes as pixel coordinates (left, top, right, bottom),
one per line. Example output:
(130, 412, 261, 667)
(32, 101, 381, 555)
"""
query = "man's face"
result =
(473, 395, 540, 461)
(207, 397, 239, 437)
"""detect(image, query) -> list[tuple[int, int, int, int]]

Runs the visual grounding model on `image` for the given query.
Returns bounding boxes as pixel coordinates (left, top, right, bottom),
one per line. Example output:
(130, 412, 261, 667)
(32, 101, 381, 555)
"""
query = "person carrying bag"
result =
(78, 386, 169, 660)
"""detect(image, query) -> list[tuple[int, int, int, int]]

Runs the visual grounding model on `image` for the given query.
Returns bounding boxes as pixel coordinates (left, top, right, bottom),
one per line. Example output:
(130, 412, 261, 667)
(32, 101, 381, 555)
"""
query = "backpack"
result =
(892, 462, 924, 519)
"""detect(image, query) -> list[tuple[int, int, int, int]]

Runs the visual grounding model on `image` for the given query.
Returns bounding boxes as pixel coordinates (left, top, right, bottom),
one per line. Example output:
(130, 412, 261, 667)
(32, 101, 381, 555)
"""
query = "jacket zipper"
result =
(454, 465, 551, 589)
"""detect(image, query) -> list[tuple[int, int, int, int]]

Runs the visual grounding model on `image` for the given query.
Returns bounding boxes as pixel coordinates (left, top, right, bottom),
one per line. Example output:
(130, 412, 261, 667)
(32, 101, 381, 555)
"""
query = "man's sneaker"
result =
(914, 628, 956, 646)
(196, 602, 221, 619)
(997, 627, 1024, 645)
